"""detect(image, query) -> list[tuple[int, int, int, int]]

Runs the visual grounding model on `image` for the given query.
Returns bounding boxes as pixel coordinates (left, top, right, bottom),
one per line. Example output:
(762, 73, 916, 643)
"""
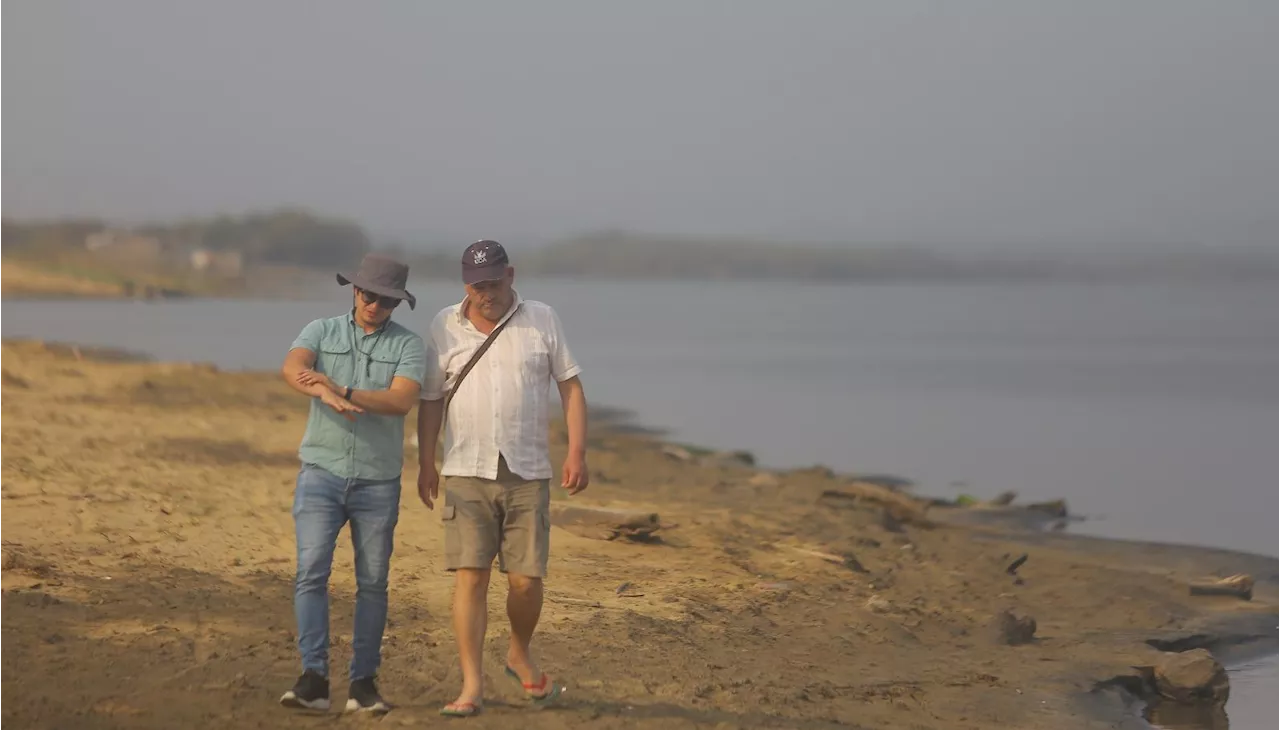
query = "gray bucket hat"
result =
(337, 253, 416, 310)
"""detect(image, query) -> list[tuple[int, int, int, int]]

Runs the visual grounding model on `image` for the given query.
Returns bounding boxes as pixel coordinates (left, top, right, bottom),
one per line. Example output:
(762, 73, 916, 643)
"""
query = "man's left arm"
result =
(549, 307, 588, 494)
(347, 377, 420, 416)
(557, 375, 589, 494)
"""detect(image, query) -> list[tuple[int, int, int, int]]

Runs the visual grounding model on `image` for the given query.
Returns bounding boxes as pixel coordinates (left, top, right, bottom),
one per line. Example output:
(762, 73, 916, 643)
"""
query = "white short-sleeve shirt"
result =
(422, 290, 582, 480)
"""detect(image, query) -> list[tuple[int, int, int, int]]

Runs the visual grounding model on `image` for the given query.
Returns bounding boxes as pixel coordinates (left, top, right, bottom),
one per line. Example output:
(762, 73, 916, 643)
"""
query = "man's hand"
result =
(561, 452, 589, 495)
(417, 466, 440, 509)
(318, 388, 363, 421)
(297, 369, 338, 394)
(556, 376, 589, 495)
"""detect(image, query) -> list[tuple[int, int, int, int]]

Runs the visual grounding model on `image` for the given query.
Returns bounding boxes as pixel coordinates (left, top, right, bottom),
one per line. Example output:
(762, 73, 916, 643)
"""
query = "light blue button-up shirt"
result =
(291, 312, 427, 480)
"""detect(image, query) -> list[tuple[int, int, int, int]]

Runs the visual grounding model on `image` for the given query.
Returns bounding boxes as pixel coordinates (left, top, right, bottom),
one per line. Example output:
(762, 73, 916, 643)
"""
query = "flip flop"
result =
(439, 701, 483, 718)
(504, 666, 564, 705)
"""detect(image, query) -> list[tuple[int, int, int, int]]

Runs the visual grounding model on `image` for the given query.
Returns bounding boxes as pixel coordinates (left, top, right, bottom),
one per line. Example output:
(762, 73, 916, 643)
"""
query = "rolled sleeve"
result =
(290, 319, 325, 353)
(547, 308, 582, 382)
(395, 334, 428, 386)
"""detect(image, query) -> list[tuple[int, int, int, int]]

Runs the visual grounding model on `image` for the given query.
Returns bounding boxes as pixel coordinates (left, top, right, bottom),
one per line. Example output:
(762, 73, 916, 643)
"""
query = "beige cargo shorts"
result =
(442, 455, 551, 578)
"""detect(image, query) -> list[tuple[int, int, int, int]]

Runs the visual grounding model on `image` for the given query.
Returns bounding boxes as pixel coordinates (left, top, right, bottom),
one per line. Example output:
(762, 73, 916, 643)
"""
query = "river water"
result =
(3, 279, 1275, 726)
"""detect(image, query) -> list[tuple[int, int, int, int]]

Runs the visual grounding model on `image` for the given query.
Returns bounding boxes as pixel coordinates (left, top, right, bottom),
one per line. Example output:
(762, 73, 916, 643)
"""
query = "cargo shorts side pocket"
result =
(535, 481, 552, 575)
(441, 503, 460, 566)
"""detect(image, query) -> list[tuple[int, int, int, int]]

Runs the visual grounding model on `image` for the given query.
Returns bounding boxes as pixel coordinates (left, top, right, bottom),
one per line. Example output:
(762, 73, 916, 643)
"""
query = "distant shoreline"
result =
(6, 213, 1275, 298)
(0, 258, 233, 301)
(3, 242, 1275, 305)
(4, 271, 1275, 304)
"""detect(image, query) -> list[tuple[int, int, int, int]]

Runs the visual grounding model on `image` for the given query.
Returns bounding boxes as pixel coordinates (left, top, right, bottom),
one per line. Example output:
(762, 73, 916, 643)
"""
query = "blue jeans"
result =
(292, 463, 400, 681)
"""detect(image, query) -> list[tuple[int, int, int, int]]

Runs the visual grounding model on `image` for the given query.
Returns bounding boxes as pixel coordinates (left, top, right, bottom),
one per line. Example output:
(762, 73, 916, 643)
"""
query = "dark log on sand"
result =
(820, 482, 933, 526)
(549, 504, 663, 541)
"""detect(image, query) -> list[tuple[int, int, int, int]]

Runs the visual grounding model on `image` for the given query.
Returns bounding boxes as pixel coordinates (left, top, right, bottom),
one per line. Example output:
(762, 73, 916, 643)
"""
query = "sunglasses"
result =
(357, 289, 401, 309)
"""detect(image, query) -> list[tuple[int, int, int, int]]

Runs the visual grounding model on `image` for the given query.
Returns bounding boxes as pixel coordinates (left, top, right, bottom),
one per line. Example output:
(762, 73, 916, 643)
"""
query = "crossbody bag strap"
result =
(443, 304, 519, 414)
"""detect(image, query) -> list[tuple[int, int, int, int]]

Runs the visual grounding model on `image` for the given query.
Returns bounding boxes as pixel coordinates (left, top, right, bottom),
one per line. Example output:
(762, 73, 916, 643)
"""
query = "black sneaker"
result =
(280, 670, 330, 711)
(346, 676, 391, 714)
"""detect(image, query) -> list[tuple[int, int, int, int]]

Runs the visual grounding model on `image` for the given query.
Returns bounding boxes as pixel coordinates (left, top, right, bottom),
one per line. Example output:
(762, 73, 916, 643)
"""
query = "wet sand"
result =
(1, 339, 1275, 729)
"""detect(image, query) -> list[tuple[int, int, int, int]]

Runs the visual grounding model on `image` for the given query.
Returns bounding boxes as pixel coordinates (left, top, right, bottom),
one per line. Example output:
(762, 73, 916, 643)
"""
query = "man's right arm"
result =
(416, 318, 448, 508)
(283, 320, 325, 397)
(282, 347, 324, 397)
(416, 397, 444, 469)
(282, 321, 363, 419)
(416, 327, 447, 469)
(415, 397, 444, 509)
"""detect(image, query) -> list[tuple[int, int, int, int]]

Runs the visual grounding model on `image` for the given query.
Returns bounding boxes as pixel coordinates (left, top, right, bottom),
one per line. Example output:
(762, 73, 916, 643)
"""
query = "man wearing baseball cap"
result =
(277, 253, 427, 714)
(417, 240, 589, 717)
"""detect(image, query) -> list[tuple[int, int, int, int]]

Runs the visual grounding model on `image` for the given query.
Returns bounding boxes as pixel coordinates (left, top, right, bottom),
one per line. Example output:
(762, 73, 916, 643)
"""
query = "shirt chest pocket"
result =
(521, 339, 552, 381)
(318, 332, 355, 387)
(365, 351, 399, 389)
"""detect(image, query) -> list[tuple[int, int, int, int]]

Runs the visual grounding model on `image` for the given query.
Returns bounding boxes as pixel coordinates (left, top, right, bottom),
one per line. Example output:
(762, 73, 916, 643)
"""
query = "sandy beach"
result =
(1, 339, 1275, 729)
(0, 260, 135, 300)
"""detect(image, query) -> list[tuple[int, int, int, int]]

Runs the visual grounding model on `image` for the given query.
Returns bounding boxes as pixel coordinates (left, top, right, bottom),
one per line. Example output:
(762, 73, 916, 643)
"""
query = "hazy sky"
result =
(4, 1, 1275, 248)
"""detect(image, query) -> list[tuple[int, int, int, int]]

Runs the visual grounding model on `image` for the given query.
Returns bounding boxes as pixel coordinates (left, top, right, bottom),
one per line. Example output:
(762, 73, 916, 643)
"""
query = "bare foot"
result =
(440, 698, 483, 717)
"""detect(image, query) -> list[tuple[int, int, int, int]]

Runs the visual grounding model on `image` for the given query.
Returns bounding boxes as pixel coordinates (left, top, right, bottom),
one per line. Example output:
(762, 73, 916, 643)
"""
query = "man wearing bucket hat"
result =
(416, 240, 589, 717)
(277, 253, 427, 714)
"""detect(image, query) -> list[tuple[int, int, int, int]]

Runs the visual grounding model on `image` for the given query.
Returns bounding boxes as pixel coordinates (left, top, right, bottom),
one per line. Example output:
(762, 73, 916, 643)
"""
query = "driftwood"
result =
(661, 444, 696, 462)
(820, 482, 933, 526)
(786, 545, 846, 564)
(784, 545, 868, 573)
(1188, 574, 1253, 601)
(549, 504, 662, 541)
(546, 595, 603, 608)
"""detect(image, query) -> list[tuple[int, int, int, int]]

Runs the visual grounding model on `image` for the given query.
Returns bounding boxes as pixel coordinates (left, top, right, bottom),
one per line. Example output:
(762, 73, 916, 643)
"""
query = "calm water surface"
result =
(4, 280, 1275, 727)
(6, 280, 1274, 552)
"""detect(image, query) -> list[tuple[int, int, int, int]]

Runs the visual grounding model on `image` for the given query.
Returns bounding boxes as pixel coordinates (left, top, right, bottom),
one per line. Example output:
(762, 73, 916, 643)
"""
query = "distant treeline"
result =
(4, 215, 1275, 283)
(2, 209, 369, 268)
(395, 233, 971, 281)
(3, 219, 107, 253)
(399, 231, 1279, 283)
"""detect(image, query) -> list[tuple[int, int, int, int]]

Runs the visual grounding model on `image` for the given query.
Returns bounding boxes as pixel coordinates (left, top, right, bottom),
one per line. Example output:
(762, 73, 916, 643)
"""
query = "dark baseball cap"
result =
(461, 240, 510, 284)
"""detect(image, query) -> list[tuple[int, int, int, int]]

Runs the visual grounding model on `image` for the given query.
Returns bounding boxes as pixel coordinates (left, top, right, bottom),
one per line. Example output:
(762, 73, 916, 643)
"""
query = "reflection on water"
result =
(1147, 702, 1228, 730)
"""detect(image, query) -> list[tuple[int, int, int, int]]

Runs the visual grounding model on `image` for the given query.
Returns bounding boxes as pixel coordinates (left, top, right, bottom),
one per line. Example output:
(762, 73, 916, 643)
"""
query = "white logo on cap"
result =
(473, 249, 487, 264)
